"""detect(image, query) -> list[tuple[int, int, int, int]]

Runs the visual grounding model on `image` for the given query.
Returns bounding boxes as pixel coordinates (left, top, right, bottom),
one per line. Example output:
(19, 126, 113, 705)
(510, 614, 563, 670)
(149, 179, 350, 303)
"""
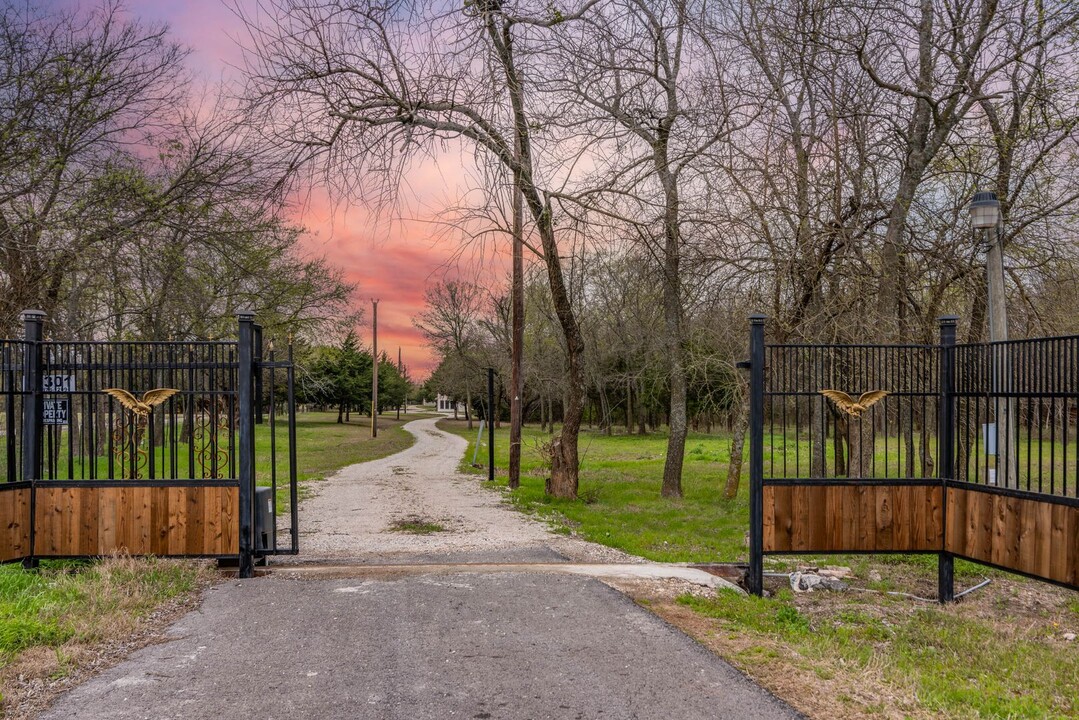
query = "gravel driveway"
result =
(292, 415, 643, 565)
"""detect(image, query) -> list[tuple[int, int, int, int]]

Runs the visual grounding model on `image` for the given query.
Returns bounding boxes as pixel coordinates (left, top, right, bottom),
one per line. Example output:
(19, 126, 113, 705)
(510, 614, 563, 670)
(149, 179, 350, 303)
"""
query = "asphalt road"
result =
(41, 572, 799, 719)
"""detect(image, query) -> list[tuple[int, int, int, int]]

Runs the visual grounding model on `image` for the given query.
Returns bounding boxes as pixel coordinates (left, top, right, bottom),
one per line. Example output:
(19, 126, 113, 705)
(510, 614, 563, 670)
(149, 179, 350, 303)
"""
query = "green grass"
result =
(443, 421, 1060, 577)
(0, 555, 214, 711)
(388, 516, 445, 535)
(0, 558, 206, 660)
(764, 426, 1079, 494)
(679, 589, 1079, 718)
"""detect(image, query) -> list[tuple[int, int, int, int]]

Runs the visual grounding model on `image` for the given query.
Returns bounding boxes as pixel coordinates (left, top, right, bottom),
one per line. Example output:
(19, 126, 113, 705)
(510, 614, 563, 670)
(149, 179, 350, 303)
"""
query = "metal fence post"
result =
(487, 368, 495, 483)
(237, 310, 256, 579)
(20, 310, 45, 568)
(937, 315, 958, 603)
(747, 314, 767, 596)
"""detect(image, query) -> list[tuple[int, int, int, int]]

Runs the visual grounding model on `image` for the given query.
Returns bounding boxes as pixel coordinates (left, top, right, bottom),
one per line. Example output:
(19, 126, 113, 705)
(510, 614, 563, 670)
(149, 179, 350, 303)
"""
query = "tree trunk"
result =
(848, 417, 875, 478)
(508, 147, 525, 489)
(466, 388, 473, 430)
(638, 380, 647, 435)
(484, 10, 582, 499)
(725, 384, 749, 499)
(599, 387, 612, 436)
(659, 147, 686, 499)
(834, 416, 847, 477)
(811, 397, 826, 478)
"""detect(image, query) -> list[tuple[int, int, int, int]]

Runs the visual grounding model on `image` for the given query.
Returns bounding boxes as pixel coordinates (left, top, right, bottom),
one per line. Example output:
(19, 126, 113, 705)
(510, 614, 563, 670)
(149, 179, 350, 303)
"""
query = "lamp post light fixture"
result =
(968, 190, 1001, 232)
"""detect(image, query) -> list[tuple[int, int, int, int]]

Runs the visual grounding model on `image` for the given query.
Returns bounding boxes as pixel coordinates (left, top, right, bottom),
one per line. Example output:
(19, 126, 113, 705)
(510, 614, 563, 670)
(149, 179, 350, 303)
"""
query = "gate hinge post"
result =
(937, 315, 958, 602)
(747, 314, 767, 596)
(20, 310, 45, 568)
(237, 310, 256, 579)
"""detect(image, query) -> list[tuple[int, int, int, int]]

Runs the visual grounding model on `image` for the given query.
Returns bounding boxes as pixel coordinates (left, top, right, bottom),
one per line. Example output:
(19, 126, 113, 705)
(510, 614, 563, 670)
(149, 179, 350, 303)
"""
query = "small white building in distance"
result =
(436, 394, 465, 413)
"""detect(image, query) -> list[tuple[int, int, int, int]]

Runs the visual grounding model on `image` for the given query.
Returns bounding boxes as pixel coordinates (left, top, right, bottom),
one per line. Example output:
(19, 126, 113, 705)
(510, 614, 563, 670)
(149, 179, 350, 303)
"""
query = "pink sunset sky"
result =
(114, 0, 504, 378)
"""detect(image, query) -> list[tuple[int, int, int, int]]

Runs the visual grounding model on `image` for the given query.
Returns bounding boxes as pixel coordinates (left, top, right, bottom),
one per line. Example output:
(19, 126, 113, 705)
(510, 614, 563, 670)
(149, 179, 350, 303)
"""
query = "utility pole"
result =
(986, 220, 1015, 488)
(986, 221, 1008, 342)
(372, 299, 379, 438)
(397, 346, 403, 419)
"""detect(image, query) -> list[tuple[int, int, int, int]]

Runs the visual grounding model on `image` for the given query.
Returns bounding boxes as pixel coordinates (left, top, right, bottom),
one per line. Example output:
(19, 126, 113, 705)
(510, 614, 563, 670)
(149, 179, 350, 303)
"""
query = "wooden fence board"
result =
(857, 485, 875, 552)
(0, 486, 31, 561)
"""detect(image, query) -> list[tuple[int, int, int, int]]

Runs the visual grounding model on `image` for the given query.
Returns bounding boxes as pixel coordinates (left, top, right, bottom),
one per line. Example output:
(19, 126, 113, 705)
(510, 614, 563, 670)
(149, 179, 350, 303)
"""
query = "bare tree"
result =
(415, 280, 486, 429)
(547, 0, 744, 496)
(239, 0, 610, 497)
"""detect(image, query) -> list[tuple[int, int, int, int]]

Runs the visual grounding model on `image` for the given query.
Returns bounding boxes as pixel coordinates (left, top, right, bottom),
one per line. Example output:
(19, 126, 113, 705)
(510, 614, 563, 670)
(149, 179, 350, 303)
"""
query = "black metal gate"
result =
(747, 315, 1079, 599)
(0, 310, 297, 579)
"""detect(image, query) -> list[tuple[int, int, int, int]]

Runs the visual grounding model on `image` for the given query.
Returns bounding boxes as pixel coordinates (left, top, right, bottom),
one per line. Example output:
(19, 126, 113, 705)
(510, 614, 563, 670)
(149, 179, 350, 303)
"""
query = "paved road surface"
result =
(41, 416, 799, 720)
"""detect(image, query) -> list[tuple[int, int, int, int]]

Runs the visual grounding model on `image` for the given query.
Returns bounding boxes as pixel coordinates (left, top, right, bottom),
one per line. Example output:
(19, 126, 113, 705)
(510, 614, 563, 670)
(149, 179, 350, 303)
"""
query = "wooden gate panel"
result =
(0, 484, 31, 561)
(33, 483, 239, 557)
(946, 487, 1078, 586)
(764, 483, 943, 553)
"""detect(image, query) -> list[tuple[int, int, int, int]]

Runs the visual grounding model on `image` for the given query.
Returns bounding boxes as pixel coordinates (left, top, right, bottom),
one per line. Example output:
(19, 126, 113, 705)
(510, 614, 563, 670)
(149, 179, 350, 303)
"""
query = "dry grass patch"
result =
(0, 555, 217, 718)
(634, 569, 1079, 720)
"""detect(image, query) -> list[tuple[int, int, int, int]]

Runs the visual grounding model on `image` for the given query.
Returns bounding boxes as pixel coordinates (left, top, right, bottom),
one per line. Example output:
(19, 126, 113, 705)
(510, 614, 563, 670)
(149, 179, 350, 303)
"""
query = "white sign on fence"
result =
(43, 398, 69, 425)
(42, 374, 75, 393)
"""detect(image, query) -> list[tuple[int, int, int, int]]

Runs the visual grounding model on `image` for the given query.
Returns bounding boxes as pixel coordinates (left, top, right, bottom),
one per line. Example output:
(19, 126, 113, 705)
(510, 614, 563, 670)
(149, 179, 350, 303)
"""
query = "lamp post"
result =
(968, 191, 1014, 487)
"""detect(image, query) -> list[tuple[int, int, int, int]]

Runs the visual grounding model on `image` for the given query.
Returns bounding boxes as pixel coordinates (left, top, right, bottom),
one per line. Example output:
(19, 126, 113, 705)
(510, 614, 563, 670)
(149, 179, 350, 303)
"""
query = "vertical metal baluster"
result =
(168, 344, 176, 480)
(1049, 340, 1056, 495)
(187, 346, 196, 479)
(781, 344, 787, 479)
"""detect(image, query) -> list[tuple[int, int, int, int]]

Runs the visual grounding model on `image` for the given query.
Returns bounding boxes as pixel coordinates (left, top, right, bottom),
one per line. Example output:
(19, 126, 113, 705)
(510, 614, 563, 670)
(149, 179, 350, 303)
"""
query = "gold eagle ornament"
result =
(102, 388, 180, 417)
(819, 389, 889, 418)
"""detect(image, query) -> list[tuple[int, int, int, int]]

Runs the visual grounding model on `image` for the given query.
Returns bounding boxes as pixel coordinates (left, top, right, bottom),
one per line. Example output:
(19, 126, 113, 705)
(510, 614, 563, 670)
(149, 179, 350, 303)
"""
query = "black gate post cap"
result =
(236, 309, 256, 321)
(20, 310, 46, 322)
(749, 313, 767, 324)
(937, 315, 960, 326)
